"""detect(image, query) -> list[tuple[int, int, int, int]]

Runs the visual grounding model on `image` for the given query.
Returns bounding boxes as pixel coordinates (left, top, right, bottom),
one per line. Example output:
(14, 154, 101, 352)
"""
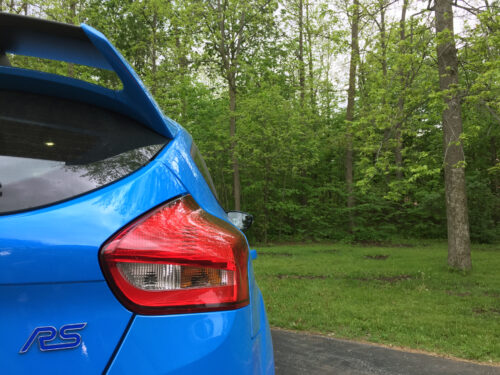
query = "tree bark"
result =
(298, 0, 305, 105)
(175, 33, 189, 117)
(395, 0, 408, 180)
(231, 8, 246, 212)
(345, 0, 359, 233)
(228, 74, 241, 211)
(151, 11, 158, 96)
(214, 0, 244, 211)
(305, 0, 316, 111)
(491, 136, 498, 196)
(379, 0, 387, 77)
(435, 0, 471, 270)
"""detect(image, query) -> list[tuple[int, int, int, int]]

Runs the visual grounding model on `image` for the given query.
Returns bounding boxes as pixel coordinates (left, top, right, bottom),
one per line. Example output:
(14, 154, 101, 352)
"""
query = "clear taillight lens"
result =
(100, 195, 249, 315)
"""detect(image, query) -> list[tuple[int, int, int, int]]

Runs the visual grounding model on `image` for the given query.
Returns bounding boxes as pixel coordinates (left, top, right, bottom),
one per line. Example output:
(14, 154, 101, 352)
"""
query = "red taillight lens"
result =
(100, 195, 249, 315)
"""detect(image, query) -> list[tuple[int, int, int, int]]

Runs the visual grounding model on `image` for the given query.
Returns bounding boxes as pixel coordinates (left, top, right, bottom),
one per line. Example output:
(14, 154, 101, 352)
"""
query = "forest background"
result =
(2, 0, 499, 247)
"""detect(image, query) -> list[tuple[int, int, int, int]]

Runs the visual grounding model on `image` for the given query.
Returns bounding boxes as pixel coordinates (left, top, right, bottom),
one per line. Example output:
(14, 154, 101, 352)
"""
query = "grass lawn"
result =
(252, 240, 500, 363)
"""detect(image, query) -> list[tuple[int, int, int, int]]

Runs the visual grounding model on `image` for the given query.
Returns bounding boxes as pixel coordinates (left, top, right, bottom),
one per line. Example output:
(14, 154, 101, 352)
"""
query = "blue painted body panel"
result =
(0, 281, 132, 374)
(108, 303, 274, 375)
(108, 307, 253, 375)
(0, 66, 144, 129)
(0, 158, 185, 284)
(2, 29, 112, 70)
(0, 16, 274, 374)
(156, 129, 227, 219)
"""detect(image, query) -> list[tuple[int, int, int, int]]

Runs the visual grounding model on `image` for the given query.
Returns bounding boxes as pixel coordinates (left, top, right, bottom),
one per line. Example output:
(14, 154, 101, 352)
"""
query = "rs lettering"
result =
(19, 323, 87, 354)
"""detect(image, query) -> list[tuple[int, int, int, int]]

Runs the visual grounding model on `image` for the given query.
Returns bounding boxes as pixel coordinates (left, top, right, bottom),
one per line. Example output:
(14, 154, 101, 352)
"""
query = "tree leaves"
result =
(3, 0, 497, 243)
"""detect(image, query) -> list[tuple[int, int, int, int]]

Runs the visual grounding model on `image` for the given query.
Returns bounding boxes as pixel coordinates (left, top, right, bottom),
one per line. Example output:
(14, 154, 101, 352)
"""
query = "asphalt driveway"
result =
(272, 329, 500, 375)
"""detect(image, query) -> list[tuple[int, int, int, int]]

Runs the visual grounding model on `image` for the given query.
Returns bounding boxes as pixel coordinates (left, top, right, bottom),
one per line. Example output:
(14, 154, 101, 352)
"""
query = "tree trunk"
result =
(379, 1, 387, 77)
(305, 0, 316, 111)
(491, 136, 498, 195)
(395, 0, 408, 180)
(435, 0, 471, 270)
(228, 75, 241, 211)
(378, 0, 390, 178)
(151, 11, 158, 96)
(213, 0, 246, 211)
(176, 34, 188, 118)
(298, 0, 305, 105)
(490, 136, 498, 228)
(345, 0, 359, 233)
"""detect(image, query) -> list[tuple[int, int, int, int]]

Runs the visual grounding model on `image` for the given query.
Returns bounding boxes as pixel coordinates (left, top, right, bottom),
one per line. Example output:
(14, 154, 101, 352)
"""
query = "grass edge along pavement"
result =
(253, 241, 500, 364)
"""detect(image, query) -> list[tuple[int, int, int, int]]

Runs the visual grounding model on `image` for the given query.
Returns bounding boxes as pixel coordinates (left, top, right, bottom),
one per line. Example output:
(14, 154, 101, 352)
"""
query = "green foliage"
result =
(3, 0, 498, 244)
(467, 172, 500, 243)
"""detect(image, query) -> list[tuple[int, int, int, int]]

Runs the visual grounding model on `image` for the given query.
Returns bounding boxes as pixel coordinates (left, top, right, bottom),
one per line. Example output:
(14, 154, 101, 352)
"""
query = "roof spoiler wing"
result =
(0, 13, 177, 138)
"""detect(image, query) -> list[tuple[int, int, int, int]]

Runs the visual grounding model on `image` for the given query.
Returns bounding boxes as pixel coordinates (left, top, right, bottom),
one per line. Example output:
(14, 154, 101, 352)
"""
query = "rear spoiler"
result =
(0, 13, 177, 139)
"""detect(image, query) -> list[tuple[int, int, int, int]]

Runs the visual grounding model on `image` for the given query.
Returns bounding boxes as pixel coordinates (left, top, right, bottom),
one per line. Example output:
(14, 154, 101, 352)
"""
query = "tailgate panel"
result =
(0, 160, 184, 285)
(0, 282, 131, 374)
(0, 159, 186, 373)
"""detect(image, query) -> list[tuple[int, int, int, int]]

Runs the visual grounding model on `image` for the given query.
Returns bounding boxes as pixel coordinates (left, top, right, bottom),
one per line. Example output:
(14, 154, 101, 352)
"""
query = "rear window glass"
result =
(0, 90, 168, 214)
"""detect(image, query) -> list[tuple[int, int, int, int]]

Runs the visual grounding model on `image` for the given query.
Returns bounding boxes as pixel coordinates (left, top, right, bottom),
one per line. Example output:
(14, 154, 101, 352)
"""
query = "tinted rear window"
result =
(0, 90, 168, 214)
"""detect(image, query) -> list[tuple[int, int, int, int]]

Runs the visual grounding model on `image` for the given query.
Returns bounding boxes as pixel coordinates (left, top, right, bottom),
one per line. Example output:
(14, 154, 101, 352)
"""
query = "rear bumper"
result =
(106, 303, 274, 375)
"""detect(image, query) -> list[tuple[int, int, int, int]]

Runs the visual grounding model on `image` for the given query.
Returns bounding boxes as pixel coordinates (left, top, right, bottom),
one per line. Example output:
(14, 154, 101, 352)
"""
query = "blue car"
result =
(0, 13, 274, 374)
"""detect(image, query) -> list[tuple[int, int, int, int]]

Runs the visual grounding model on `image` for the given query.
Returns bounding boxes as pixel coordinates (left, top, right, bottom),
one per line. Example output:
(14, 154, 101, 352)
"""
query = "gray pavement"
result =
(272, 329, 500, 375)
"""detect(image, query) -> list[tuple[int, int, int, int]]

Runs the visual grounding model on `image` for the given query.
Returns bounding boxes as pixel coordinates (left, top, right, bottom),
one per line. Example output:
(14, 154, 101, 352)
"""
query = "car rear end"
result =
(0, 13, 274, 375)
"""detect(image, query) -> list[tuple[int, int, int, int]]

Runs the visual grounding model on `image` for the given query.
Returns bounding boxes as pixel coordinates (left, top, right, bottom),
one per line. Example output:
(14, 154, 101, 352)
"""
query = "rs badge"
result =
(19, 323, 87, 354)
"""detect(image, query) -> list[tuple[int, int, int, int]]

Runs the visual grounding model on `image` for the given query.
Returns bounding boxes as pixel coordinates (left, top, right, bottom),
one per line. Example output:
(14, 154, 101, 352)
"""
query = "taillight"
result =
(100, 195, 249, 315)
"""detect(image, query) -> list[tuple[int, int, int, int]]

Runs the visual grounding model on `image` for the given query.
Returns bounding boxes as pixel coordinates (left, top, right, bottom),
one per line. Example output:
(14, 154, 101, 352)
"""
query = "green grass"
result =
(253, 240, 500, 363)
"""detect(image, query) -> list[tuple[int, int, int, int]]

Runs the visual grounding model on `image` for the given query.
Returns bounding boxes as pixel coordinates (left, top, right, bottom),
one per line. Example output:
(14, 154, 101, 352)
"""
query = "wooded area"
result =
(2, 0, 499, 268)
